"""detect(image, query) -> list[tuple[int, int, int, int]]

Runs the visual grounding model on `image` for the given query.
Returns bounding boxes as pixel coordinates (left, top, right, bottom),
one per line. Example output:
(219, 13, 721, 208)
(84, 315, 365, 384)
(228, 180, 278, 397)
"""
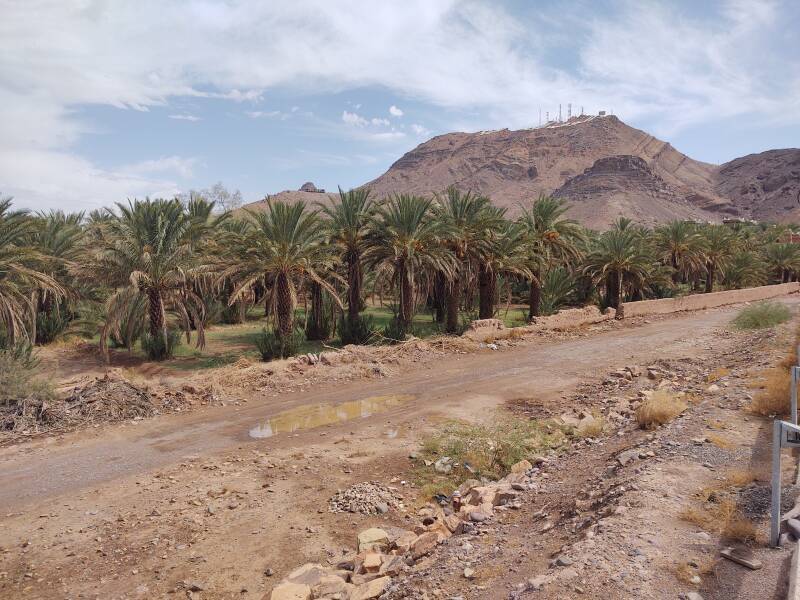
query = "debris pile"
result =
(329, 481, 403, 515)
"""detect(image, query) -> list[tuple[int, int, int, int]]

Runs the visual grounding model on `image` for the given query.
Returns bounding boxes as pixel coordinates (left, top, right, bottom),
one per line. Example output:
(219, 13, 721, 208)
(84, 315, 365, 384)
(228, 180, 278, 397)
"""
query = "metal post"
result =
(793, 367, 800, 425)
(772, 419, 783, 547)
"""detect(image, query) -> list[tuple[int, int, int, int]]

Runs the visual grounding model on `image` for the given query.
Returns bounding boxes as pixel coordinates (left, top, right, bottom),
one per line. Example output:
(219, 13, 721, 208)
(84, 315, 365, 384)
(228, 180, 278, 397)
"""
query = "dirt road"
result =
(1, 300, 787, 513)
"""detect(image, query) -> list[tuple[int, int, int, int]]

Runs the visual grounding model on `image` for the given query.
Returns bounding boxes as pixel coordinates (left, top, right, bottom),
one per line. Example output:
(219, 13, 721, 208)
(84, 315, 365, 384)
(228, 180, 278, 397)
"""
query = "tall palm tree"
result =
(698, 225, 737, 293)
(433, 187, 497, 332)
(655, 221, 703, 284)
(318, 187, 374, 324)
(479, 220, 532, 318)
(583, 228, 654, 317)
(519, 195, 583, 319)
(764, 243, 800, 283)
(0, 197, 64, 343)
(724, 251, 767, 289)
(88, 198, 206, 359)
(366, 194, 453, 331)
(220, 199, 338, 337)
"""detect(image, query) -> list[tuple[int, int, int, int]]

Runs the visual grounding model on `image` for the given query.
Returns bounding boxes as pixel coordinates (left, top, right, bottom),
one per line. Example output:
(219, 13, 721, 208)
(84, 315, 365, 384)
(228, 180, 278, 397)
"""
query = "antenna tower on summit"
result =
(558, 104, 562, 122)
(568, 103, 572, 119)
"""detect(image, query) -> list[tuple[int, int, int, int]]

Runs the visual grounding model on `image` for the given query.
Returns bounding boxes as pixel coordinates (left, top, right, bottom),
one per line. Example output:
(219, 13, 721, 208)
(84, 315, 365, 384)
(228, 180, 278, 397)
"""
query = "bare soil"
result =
(1, 298, 798, 599)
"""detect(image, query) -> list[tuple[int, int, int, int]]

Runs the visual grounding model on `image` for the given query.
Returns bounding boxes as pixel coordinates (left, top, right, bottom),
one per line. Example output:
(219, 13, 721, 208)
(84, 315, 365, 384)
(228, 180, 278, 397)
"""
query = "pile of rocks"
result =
(270, 460, 535, 600)
(329, 482, 403, 515)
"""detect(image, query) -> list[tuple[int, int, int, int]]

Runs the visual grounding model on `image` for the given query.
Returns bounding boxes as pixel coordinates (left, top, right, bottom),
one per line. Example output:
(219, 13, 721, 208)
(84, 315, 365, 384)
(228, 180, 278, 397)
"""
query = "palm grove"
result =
(0, 189, 797, 363)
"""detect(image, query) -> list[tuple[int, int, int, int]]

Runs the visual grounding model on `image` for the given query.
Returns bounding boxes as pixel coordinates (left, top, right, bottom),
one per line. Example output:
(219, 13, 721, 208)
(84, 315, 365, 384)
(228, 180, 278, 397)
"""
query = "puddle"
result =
(249, 394, 414, 439)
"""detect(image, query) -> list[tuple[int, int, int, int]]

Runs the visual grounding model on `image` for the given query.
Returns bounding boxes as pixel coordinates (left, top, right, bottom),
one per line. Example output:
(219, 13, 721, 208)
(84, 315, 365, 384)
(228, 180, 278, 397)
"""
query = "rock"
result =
(411, 532, 439, 559)
(526, 575, 547, 591)
(351, 576, 391, 600)
(362, 552, 382, 573)
(787, 518, 800, 539)
(433, 457, 453, 474)
(720, 546, 762, 570)
(469, 510, 489, 523)
(379, 555, 407, 576)
(456, 479, 481, 496)
(463, 567, 475, 579)
(392, 530, 418, 554)
(286, 564, 335, 587)
(616, 449, 639, 466)
(509, 459, 532, 474)
(312, 577, 354, 599)
(444, 514, 464, 534)
(357, 529, 390, 553)
(270, 582, 312, 600)
(706, 384, 720, 393)
(554, 556, 573, 567)
(685, 593, 704, 600)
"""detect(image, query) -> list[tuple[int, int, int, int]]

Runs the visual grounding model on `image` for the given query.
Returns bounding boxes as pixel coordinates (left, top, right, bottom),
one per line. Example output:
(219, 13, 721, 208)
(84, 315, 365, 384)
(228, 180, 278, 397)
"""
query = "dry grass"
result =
(706, 367, 730, 383)
(635, 390, 687, 430)
(749, 367, 790, 417)
(706, 433, 734, 449)
(680, 498, 757, 542)
(577, 413, 605, 438)
(675, 557, 716, 585)
(506, 328, 526, 340)
(723, 469, 759, 487)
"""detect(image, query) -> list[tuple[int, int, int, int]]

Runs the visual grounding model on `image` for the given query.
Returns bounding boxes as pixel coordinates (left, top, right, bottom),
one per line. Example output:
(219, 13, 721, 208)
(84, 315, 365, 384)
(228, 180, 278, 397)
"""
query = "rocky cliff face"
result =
(714, 149, 800, 222)
(552, 155, 715, 229)
(364, 115, 723, 227)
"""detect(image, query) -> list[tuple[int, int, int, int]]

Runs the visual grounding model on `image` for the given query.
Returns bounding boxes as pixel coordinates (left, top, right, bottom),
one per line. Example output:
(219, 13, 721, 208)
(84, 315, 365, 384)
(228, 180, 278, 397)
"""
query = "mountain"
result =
(713, 149, 800, 223)
(246, 115, 799, 229)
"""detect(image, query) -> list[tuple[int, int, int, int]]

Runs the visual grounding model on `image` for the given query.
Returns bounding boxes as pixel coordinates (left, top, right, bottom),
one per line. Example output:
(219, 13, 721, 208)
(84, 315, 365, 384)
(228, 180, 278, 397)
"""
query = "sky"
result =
(1, 0, 799, 212)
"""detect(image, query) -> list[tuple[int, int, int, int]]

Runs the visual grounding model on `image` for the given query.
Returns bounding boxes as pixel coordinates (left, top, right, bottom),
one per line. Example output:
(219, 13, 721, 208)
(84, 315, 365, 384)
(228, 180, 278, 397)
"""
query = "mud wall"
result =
(621, 282, 800, 317)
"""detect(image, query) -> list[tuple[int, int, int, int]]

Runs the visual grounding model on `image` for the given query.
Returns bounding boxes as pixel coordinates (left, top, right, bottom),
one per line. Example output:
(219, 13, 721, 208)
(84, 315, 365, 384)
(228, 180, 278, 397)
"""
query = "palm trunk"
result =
(445, 277, 460, 334)
(433, 272, 446, 323)
(671, 254, 680, 284)
(478, 266, 496, 319)
(275, 272, 294, 336)
(615, 270, 625, 319)
(306, 281, 326, 340)
(147, 288, 167, 347)
(347, 251, 362, 322)
(527, 270, 541, 320)
(398, 260, 413, 330)
(705, 262, 715, 293)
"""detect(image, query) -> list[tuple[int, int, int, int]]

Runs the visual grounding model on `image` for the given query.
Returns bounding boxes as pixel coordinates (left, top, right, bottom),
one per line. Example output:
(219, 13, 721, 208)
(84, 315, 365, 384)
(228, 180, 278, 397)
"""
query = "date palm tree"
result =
(88, 198, 206, 359)
(519, 195, 583, 319)
(698, 225, 737, 293)
(220, 199, 339, 337)
(366, 194, 453, 331)
(434, 188, 498, 332)
(0, 197, 64, 343)
(479, 220, 532, 318)
(318, 187, 374, 324)
(583, 228, 654, 317)
(655, 221, 704, 284)
(764, 243, 800, 283)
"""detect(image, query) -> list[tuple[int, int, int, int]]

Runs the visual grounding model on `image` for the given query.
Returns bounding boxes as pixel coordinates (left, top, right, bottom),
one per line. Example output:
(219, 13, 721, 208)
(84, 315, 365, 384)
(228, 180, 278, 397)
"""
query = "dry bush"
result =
(577, 413, 605, 438)
(706, 367, 730, 383)
(681, 495, 760, 544)
(506, 328, 525, 340)
(706, 433, 734, 449)
(723, 469, 759, 487)
(675, 557, 716, 585)
(749, 367, 790, 416)
(635, 390, 687, 430)
(732, 301, 790, 330)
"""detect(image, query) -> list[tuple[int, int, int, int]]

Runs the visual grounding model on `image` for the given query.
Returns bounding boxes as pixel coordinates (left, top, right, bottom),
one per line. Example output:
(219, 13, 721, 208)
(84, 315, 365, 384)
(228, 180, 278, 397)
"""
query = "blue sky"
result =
(1, 0, 799, 211)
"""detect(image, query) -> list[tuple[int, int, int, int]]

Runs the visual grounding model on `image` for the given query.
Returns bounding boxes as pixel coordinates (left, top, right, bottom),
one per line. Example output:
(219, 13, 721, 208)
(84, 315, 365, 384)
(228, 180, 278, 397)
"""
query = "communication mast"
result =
(568, 103, 572, 119)
(558, 104, 562, 122)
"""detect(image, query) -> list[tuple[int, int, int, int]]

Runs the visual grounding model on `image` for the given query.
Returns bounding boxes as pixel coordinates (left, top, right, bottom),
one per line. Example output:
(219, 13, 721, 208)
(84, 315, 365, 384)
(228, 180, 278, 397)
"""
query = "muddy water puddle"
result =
(249, 394, 414, 439)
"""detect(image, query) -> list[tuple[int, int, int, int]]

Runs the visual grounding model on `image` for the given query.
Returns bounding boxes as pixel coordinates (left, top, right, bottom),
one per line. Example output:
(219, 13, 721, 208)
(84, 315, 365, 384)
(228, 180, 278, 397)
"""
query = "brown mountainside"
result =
(245, 116, 799, 229)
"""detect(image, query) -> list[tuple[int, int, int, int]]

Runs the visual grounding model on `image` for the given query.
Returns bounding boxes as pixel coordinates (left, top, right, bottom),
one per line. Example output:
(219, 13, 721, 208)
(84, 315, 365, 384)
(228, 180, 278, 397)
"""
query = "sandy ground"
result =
(1, 298, 799, 599)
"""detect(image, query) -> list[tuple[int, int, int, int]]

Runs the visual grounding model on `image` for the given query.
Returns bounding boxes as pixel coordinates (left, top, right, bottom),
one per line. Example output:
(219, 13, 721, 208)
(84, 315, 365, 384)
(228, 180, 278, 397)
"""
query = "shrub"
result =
(338, 314, 375, 345)
(35, 309, 71, 344)
(749, 367, 790, 416)
(382, 317, 409, 343)
(732, 301, 791, 330)
(254, 327, 303, 361)
(140, 329, 182, 361)
(635, 390, 687, 429)
(0, 345, 53, 420)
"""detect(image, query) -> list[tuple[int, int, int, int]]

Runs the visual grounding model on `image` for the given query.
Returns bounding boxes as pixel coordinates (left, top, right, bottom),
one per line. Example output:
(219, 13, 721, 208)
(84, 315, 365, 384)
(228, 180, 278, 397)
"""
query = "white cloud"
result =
(371, 117, 390, 126)
(389, 105, 404, 117)
(168, 114, 201, 121)
(1, 0, 798, 208)
(246, 110, 286, 119)
(121, 156, 197, 179)
(342, 110, 368, 126)
(411, 123, 431, 137)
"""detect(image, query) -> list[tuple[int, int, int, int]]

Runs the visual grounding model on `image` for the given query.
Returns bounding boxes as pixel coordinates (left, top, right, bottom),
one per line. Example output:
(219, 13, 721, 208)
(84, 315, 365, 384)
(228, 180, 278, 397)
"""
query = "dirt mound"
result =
(329, 481, 404, 514)
(0, 373, 193, 438)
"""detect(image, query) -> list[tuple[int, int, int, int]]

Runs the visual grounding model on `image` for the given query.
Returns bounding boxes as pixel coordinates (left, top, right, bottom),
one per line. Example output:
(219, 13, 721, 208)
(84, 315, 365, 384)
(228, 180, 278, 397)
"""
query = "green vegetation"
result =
(0, 184, 798, 371)
(414, 415, 571, 497)
(732, 301, 791, 330)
